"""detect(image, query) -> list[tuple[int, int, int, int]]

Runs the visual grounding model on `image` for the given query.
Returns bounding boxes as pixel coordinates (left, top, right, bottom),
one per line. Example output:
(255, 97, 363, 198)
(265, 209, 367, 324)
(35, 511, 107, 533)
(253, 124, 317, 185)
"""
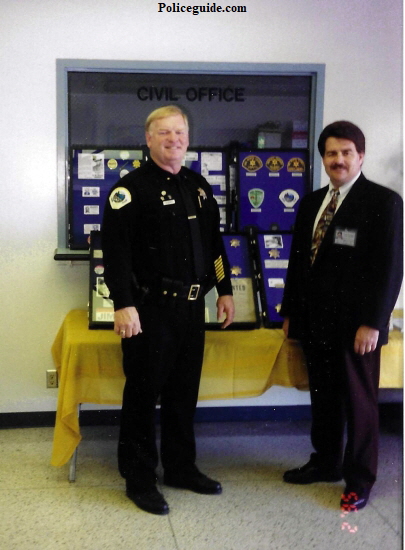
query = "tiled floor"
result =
(0, 418, 402, 549)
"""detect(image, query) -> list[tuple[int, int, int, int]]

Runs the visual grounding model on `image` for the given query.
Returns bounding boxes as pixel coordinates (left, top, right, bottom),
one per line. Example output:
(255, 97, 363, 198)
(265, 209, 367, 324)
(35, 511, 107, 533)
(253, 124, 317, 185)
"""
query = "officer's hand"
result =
(354, 325, 379, 355)
(114, 306, 142, 338)
(217, 295, 235, 329)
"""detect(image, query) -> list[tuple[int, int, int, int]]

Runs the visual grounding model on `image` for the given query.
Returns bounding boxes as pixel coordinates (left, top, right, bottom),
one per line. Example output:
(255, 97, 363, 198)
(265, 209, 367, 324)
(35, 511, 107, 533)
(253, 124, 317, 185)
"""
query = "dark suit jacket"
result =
(280, 173, 403, 347)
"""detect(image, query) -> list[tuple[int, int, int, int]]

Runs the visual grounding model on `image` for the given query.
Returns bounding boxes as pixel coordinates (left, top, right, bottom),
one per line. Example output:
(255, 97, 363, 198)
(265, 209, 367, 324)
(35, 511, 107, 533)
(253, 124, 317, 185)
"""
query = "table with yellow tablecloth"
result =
(51, 309, 403, 468)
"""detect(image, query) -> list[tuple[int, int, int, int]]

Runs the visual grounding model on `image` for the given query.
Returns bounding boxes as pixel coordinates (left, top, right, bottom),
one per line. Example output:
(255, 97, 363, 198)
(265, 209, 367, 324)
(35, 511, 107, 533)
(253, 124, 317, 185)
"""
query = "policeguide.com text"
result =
(158, 2, 247, 15)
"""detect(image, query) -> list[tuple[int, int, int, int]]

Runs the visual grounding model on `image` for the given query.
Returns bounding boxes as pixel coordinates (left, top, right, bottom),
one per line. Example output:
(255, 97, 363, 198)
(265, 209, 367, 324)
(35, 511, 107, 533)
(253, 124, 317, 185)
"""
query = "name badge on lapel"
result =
(334, 227, 357, 247)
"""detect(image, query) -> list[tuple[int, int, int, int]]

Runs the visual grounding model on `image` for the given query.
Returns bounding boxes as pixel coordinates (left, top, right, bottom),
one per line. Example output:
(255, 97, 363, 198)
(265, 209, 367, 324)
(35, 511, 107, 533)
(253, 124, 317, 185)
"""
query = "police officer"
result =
(102, 106, 235, 515)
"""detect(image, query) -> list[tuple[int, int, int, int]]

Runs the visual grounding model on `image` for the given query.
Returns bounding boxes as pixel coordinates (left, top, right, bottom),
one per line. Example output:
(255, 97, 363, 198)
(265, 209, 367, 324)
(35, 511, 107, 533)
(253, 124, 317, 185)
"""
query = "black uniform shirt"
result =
(102, 159, 232, 310)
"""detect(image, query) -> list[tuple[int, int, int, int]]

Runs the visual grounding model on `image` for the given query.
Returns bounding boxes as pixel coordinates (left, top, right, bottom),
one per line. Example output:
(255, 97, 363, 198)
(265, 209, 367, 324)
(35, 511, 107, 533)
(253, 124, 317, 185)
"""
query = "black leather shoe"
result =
(164, 470, 222, 494)
(340, 486, 370, 512)
(283, 461, 342, 484)
(126, 484, 169, 515)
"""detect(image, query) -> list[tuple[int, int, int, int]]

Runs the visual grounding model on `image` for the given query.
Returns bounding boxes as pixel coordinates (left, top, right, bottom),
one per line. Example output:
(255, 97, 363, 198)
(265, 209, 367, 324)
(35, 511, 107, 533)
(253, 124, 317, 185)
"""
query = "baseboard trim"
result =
(0, 403, 401, 430)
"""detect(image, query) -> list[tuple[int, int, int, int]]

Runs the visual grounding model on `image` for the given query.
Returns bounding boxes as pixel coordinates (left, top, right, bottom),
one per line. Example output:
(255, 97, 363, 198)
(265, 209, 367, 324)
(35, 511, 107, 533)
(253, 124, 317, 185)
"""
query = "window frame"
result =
(55, 59, 325, 258)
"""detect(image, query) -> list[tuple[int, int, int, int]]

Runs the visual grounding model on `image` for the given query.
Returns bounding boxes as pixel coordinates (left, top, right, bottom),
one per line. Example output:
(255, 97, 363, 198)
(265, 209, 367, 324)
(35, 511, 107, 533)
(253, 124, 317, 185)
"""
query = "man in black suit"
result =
(280, 121, 403, 511)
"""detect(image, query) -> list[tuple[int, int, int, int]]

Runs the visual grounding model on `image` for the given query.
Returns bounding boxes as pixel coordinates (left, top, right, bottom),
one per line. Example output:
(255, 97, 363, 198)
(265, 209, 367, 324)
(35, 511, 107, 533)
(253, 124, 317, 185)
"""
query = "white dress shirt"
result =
(312, 172, 361, 236)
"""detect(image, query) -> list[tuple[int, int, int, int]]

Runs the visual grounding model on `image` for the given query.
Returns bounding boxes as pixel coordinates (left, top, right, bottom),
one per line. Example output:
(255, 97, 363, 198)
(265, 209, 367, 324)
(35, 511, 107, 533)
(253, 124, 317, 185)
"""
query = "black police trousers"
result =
(118, 298, 206, 489)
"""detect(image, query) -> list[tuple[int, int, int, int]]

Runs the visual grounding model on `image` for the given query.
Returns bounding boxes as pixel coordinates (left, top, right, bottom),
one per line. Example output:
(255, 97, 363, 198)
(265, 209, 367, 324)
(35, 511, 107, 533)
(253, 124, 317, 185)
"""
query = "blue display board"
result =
(69, 147, 145, 249)
(237, 149, 309, 232)
(254, 232, 293, 327)
(183, 148, 230, 232)
(205, 233, 260, 329)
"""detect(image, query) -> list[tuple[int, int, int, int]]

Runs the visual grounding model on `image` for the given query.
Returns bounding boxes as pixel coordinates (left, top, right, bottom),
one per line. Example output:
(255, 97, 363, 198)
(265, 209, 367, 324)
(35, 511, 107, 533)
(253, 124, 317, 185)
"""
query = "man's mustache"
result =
(331, 163, 346, 170)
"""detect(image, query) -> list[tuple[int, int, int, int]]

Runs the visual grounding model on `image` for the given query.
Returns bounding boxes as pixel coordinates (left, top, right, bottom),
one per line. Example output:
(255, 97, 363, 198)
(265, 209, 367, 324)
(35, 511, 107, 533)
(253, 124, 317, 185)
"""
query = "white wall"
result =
(1, 0, 402, 413)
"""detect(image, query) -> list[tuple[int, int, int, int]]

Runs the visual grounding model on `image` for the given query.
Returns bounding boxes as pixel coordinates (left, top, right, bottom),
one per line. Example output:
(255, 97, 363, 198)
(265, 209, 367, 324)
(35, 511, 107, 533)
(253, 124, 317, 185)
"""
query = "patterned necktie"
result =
(310, 189, 340, 264)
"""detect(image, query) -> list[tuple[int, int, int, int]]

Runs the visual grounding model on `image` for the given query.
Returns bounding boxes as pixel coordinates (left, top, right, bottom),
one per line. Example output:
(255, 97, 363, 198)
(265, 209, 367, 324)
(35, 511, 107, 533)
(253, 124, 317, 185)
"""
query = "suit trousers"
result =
(118, 298, 205, 489)
(302, 339, 381, 489)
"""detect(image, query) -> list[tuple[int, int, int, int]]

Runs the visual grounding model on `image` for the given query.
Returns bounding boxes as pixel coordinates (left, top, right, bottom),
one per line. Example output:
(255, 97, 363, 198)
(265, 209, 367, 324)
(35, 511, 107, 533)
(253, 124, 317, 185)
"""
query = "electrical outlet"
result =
(46, 369, 58, 388)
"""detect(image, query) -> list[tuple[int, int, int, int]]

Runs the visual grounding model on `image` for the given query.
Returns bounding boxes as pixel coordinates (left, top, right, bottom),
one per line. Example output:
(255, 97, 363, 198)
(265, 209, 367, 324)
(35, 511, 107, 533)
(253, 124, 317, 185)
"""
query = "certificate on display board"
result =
(69, 146, 145, 249)
(182, 148, 230, 232)
(237, 149, 309, 232)
(254, 232, 293, 328)
(205, 233, 260, 330)
(88, 231, 114, 329)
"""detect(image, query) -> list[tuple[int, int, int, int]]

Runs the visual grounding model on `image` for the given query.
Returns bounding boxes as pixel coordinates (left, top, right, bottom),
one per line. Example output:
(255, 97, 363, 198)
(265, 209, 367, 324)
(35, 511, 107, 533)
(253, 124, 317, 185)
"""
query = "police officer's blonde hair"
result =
(145, 106, 189, 133)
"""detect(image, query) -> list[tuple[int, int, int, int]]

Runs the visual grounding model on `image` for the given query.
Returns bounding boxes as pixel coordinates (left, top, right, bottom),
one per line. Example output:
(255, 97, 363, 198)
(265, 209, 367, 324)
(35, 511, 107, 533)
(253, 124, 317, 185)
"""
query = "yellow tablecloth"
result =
(51, 309, 402, 467)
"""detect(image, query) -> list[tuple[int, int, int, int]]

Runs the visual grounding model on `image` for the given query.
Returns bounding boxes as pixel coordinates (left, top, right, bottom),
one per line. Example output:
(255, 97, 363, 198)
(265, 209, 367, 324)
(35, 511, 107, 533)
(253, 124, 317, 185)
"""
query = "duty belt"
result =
(164, 283, 201, 301)
(149, 277, 204, 302)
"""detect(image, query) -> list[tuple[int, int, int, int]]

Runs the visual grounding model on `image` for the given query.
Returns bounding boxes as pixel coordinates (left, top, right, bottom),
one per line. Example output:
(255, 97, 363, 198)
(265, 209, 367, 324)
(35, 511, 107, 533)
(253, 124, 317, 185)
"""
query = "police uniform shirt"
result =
(101, 159, 232, 310)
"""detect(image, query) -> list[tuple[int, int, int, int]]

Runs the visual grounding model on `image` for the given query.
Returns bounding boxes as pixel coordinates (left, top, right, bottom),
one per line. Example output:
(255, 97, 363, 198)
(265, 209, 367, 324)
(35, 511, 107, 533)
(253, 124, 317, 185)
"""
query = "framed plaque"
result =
(183, 148, 230, 232)
(237, 149, 309, 232)
(254, 231, 293, 328)
(205, 233, 260, 330)
(69, 146, 145, 249)
(88, 231, 114, 329)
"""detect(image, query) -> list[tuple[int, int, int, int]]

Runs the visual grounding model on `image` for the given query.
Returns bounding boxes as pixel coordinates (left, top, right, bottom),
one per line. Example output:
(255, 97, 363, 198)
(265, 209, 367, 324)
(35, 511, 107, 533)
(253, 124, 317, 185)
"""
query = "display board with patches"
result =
(237, 149, 309, 232)
(254, 232, 293, 327)
(88, 231, 114, 328)
(182, 148, 230, 232)
(69, 147, 145, 249)
(205, 233, 260, 329)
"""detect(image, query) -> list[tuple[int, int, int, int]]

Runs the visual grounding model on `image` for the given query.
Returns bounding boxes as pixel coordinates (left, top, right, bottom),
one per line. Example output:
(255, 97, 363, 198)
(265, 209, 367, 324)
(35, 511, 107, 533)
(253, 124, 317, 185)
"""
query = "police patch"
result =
(279, 189, 299, 208)
(287, 157, 305, 172)
(248, 188, 264, 209)
(109, 187, 131, 209)
(266, 156, 284, 172)
(242, 155, 263, 172)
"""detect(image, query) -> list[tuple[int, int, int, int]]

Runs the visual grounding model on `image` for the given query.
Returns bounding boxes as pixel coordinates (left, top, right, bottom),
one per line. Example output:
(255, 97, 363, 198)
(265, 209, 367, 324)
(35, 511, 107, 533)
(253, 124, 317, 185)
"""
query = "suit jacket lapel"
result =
(333, 173, 365, 218)
(308, 186, 329, 231)
(311, 174, 366, 264)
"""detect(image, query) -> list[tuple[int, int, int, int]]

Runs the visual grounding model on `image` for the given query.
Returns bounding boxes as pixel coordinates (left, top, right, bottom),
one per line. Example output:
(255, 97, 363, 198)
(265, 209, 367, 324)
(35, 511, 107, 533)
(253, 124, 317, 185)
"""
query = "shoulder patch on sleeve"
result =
(109, 187, 132, 209)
